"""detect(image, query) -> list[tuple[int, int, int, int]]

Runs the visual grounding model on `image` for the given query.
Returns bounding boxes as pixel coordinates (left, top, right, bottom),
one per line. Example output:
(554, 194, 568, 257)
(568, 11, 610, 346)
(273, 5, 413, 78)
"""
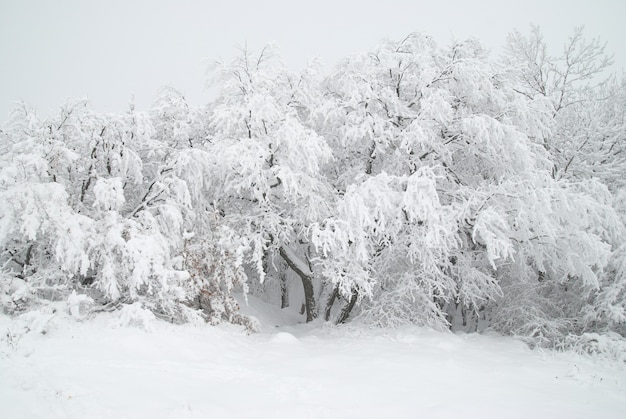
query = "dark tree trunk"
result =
(336, 289, 359, 324)
(279, 268, 289, 309)
(325, 286, 339, 321)
(279, 246, 317, 322)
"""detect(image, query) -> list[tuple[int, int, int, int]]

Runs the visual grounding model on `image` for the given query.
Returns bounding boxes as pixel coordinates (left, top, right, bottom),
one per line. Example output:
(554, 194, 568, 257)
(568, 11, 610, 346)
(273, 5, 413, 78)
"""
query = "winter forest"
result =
(1, 26, 625, 361)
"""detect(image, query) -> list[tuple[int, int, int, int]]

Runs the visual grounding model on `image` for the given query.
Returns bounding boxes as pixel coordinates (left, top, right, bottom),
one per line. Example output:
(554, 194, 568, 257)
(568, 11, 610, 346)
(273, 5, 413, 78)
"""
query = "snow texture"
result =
(0, 297, 624, 419)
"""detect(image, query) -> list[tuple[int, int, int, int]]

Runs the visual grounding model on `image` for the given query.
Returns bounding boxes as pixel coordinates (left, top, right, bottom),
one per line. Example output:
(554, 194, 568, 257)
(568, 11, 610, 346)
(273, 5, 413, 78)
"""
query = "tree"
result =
(0, 95, 254, 327)
(206, 46, 333, 321)
(504, 26, 625, 190)
(312, 32, 623, 338)
(500, 26, 626, 342)
(312, 34, 519, 327)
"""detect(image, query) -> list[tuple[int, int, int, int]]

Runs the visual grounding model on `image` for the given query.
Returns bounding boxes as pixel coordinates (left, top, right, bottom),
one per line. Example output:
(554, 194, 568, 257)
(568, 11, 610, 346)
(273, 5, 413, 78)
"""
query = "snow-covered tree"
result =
(206, 46, 333, 321)
(499, 26, 626, 343)
(0, 96, 252, 326)
(312, 33, 623, 338)
(504, 25, 625, 190)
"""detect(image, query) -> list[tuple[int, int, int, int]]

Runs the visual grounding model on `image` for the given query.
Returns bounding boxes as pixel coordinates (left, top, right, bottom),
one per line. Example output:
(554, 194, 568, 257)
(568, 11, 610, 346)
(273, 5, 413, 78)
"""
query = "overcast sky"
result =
(1, 0, 624, 124)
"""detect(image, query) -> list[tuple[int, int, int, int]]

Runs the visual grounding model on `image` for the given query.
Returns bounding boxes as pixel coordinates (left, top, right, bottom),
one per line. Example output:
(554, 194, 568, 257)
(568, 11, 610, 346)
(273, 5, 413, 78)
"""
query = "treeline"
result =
(1, 27, 625, 354)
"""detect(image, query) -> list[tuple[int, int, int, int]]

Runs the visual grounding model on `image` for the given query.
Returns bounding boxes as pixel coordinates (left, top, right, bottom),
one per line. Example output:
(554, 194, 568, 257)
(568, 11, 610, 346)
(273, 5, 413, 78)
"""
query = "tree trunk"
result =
(336, 289, 359, 324)
(279, 268, 289, 309)
(279, 246, 317, 322)
(325, 286, 339, 321)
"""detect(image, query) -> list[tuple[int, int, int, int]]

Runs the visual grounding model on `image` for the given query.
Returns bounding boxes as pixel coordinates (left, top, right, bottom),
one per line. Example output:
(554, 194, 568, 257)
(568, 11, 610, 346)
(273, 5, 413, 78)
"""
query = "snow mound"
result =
(270, 332, 299, 344)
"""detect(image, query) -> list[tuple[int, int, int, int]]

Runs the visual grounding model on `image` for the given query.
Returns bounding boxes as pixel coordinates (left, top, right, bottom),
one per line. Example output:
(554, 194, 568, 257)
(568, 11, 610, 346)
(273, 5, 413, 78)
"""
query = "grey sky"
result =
(1, 0, 624, 124)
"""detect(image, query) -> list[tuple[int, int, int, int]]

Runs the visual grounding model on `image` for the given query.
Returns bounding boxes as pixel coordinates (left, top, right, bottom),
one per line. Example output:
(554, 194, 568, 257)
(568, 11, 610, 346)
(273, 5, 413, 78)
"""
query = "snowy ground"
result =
(1, 297, 625, 418)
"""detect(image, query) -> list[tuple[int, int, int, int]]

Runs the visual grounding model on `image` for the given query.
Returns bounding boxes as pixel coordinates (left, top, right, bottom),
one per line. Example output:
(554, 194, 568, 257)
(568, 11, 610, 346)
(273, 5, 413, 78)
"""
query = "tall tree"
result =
(207, 46, 333, 321)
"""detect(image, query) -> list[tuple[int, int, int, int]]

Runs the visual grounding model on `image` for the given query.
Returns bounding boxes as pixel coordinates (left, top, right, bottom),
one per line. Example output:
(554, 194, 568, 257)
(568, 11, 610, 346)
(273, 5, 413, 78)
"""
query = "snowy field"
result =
(1, 297, 625, 419)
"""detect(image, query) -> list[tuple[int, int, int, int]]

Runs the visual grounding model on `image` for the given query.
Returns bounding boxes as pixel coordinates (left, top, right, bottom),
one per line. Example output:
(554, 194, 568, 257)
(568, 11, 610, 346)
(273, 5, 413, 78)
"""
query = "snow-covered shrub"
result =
(0, 97, 254, 328)
(111, 302, 157, 331)
(182, 228, 258, 332)
(561, 332, 626, 363)
(583, 242, 626, 337)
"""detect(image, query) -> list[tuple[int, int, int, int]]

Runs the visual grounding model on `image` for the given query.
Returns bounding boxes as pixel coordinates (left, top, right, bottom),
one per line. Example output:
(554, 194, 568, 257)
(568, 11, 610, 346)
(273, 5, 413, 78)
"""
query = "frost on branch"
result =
(93, 177, 125, 211)
(472, 206, 514, 269)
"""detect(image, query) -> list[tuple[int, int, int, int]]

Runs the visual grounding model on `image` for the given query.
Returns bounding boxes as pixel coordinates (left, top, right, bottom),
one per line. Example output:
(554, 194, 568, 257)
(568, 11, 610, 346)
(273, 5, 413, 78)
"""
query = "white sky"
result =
(1, 0, 625, 124)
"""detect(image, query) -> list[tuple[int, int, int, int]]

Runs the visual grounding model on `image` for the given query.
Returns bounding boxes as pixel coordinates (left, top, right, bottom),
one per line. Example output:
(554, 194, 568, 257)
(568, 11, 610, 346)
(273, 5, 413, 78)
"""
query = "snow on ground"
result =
(1, 297, 625, 419)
